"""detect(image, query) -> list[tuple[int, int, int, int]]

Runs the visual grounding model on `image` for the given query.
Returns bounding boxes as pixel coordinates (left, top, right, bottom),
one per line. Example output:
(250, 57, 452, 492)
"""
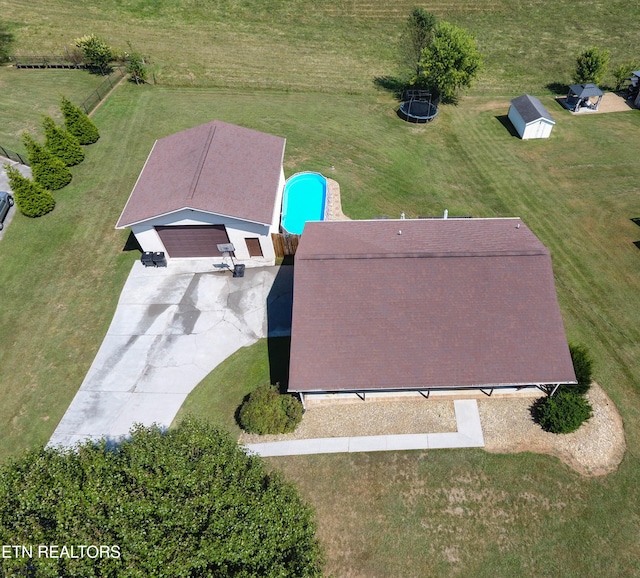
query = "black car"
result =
(0, 191, 15, 230)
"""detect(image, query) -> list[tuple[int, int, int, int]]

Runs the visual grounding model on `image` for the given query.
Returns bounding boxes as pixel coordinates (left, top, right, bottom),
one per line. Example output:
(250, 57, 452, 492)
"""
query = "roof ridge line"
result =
(186, 124, 216, 200)
(298, 249, 550, 260)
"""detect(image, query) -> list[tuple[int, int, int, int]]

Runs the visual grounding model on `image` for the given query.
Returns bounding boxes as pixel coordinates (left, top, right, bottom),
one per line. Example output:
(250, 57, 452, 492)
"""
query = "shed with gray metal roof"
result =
(508, 95, 555, 139)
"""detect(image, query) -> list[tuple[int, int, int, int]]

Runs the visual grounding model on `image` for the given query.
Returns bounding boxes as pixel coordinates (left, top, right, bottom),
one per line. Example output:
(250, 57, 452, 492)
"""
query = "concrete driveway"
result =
(49, 262, 293, 447)
(0, 158, 30, 240)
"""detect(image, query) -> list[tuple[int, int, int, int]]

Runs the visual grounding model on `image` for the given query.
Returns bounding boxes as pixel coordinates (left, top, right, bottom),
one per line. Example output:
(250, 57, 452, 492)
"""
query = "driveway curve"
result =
(49, 262, 292, 447)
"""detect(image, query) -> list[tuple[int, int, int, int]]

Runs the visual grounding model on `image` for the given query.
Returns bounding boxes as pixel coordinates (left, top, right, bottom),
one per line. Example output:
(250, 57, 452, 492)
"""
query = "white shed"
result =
(508, 94, 555, 140)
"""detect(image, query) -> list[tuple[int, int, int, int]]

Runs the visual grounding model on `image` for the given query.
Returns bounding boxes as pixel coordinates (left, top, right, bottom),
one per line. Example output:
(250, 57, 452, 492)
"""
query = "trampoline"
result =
(398, 90, 439, 123)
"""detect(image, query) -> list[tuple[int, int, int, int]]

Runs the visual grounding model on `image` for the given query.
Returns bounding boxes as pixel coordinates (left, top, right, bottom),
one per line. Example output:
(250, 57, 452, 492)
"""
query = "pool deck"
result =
(326, 178, 350, 221)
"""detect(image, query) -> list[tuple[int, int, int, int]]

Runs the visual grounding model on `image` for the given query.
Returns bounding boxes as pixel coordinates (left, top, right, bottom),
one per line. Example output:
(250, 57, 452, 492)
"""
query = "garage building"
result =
(116, 120, 286, 264)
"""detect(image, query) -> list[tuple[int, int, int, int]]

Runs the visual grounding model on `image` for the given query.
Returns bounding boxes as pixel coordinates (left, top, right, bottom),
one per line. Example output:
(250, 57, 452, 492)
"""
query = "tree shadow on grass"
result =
(495, 115, 519, 137)
(373, 76, 409, 100)
(546, 81, 568, 95)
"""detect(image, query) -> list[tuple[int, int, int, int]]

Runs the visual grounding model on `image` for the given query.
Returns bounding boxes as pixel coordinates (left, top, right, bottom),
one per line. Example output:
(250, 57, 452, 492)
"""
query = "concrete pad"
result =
(49, 264, 294, 448)
(109, 392, 188, 436)
(385, 434, 431, 451)
(246, 437, 350, 457)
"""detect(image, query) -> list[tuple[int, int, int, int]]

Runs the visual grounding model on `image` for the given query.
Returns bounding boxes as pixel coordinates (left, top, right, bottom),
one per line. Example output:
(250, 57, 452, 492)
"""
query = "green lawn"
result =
(1, 0, 640, 575)
(0, 68, 109, 153)
(2, 0, 639, 95)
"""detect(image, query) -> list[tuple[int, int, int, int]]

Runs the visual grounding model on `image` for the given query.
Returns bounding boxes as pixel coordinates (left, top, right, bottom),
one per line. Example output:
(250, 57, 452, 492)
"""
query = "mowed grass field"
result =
(1, 0, 640, 575)
(1, 0, 638, 94)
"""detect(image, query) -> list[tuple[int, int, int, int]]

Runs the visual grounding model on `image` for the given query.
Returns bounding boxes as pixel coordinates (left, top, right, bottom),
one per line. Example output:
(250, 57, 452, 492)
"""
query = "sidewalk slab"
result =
(245, 400, 485, 457)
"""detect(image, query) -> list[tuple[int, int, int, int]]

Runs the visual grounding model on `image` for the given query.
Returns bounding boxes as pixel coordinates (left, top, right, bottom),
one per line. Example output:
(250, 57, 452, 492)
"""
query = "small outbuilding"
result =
(508, 94, 555, 139)
(566, 83, 604, 112)
(116, 120, 286, 265)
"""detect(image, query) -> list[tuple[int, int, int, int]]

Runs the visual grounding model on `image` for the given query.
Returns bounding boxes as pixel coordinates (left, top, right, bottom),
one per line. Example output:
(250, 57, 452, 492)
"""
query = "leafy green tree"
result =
(43, 115, 85, 166)
(399, 7, 437, 79)
(573, 47, 610, 85)
(60, 96, 100, 145)
(22, 132, 72, 190)
(74, 34, 113, 71)
(613, 61, 640, 91)
(0, 417, 324, 577)
(239, 384, 303, 435)
(5, 164, 55, 218)
(126, 51, 148, 84)
(416, 20, 483, 103)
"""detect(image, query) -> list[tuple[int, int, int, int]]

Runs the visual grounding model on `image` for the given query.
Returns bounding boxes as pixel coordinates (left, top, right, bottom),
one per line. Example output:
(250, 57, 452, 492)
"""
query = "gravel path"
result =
(239, 383, 625, 477)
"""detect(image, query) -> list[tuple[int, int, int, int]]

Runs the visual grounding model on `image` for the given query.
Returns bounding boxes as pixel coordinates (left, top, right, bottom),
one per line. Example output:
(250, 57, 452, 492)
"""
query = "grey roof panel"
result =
(510, 94, 555, 124)
(568, 83, 604, 98)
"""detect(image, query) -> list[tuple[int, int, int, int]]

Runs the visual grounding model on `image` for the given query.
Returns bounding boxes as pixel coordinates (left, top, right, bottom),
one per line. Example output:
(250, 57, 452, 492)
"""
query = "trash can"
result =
(152, 252, 167, 267)
(233, 264, 245, 278)
(141, 252, 155, 267)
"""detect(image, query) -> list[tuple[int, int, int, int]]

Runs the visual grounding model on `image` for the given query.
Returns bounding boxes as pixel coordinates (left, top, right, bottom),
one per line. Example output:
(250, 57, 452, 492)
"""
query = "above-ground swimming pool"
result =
(281, 172, 327, 234)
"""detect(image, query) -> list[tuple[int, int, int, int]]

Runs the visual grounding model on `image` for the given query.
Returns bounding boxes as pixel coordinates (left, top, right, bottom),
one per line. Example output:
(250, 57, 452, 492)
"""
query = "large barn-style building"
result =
(288, 218, 577, 402)
(116, 121, 286, 265)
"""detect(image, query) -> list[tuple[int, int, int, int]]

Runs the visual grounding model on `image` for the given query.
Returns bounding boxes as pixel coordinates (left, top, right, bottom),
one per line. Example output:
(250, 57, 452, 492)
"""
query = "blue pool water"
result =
(281, 172, 327, 234)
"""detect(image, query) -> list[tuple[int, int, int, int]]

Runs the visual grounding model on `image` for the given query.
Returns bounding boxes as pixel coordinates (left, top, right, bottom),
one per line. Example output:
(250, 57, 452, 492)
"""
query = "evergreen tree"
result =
(42, 115, 85, 166)
(60, 96, 100, 145)
(22, 132, 72, 190)
(5, 164, 55, 217)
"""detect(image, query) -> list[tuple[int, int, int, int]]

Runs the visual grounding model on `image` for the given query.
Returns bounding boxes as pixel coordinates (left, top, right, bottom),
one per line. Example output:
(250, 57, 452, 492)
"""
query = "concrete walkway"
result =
(49, 262, 293, 447)
(245, 399, 484, 457)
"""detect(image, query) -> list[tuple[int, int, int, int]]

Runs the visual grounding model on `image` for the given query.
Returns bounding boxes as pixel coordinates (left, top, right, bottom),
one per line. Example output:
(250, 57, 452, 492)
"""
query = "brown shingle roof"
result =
(116, 121, 286, 228)
(288, 218, 577, 393)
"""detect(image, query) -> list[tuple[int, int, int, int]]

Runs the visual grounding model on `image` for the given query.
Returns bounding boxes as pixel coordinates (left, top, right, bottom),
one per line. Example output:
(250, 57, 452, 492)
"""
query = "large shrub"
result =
(22, 132, 72, 190)
(43, 115, 85, 166)
(60, 96, 100, 145)
(569, 343, 594, 394)
(0, 418, 324, 577)
(532, 389, 593, 434)
(5, 165, 55, 218)
(239, 384, 303, 435)
(74, 33, 113, 71)
(573, 47, 610, 85)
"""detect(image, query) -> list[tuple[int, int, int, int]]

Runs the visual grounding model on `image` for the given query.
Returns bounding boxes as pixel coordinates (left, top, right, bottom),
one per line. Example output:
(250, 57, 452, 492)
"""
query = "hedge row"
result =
(10, 97, 101, 220)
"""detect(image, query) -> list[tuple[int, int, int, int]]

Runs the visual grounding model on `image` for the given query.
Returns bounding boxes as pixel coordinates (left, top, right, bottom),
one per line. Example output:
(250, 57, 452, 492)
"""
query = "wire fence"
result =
(0, 145, 29, 166)
(80, 67, 127, 114)
(1, 63, 128, 166)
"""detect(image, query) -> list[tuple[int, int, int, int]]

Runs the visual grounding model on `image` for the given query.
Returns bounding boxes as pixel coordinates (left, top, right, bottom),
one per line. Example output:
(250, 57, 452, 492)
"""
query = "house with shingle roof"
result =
(116, 120, 286, 264)
(288, 218, 576, 401)
(508, 94, 555, 139)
